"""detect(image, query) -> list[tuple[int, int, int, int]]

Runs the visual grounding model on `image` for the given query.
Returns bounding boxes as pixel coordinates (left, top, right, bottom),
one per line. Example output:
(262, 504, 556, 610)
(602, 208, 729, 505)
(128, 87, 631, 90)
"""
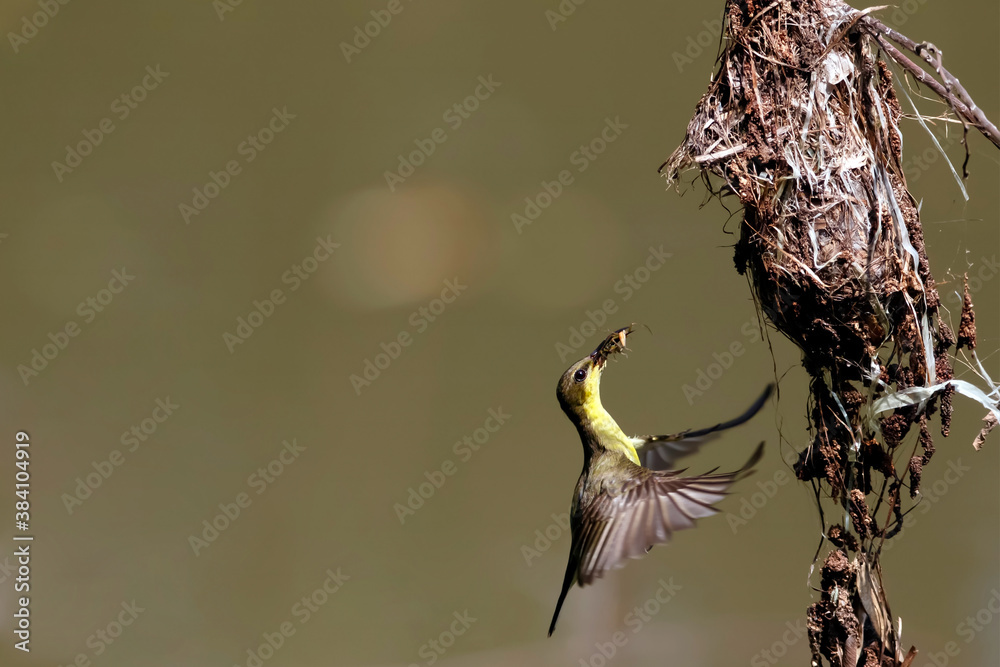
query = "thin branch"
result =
(860, 17, 1000, 149)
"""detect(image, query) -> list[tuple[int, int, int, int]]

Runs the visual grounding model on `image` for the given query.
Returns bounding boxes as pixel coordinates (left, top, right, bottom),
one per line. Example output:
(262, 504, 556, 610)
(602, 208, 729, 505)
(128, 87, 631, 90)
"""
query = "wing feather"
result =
(635, 385, 773, 470)
(573, 443, 763, 585)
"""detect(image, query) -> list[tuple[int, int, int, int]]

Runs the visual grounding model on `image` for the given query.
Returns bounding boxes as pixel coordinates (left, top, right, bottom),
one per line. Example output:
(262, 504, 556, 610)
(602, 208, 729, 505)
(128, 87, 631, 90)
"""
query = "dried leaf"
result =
(973, 411, 998, 451)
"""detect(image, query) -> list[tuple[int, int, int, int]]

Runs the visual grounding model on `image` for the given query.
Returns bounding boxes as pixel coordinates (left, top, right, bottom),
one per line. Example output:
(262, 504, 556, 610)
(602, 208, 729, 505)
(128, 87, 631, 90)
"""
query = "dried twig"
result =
(860, 18, 1000, 148)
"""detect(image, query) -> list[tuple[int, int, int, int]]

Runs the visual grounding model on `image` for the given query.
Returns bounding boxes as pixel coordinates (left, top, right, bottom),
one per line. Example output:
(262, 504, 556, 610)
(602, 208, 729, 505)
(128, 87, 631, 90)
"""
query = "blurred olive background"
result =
(1, 1, 997, 665)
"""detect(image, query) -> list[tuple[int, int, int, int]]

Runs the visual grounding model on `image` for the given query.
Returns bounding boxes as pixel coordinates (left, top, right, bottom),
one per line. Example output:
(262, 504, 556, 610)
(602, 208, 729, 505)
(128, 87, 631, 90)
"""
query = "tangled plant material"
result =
(662, 1, 999, 665)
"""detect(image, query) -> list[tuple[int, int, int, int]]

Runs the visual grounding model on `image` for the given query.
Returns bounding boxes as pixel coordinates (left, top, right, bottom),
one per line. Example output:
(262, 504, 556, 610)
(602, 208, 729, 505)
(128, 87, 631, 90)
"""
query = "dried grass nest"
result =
(661, 1, 999, 664)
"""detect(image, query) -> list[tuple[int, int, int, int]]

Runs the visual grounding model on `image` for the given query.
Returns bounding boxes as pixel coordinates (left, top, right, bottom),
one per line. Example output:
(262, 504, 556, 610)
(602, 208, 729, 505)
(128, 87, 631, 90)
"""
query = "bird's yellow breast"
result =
(580, 396, 640, 465)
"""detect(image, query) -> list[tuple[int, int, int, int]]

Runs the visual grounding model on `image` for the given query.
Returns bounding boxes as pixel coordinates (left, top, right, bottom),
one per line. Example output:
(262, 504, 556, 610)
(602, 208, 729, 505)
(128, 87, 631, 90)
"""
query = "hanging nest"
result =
(661, 1, 1000, 665)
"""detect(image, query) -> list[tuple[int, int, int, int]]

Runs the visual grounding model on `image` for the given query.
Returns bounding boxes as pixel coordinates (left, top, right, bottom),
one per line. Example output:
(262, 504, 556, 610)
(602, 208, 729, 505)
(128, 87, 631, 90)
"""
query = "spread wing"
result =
(574, 442, 763, 585)
(634, 384, 773, 470)
(548, 443, 764, 636)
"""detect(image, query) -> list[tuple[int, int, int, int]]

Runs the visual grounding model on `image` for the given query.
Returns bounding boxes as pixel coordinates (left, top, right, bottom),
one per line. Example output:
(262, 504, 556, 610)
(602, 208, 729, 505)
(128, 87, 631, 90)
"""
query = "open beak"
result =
(589, 325, 633, 367)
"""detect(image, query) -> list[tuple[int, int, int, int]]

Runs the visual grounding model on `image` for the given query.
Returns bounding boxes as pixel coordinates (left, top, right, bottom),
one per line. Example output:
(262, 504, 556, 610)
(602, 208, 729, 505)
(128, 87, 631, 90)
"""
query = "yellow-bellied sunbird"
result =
(548, 325, 772, 636)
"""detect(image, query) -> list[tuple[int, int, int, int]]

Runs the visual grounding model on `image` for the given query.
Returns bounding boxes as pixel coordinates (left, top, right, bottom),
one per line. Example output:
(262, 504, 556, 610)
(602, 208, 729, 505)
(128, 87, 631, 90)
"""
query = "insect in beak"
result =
(590, 325, 635, 366)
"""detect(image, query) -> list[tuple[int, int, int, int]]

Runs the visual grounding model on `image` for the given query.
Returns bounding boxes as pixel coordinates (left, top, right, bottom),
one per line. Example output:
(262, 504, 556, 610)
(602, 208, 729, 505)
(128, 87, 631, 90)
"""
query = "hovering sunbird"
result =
(548, 325, 772, 636)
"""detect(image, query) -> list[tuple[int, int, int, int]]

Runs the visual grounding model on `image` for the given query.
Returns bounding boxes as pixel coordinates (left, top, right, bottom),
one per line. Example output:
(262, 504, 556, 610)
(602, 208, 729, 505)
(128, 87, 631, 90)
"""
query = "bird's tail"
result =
(548, 558, 577, 636)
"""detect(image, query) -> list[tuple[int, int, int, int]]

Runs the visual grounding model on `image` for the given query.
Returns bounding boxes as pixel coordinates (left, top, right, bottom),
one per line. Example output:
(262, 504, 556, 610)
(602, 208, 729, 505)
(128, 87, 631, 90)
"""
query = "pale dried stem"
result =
(860, 16, 1000, 148)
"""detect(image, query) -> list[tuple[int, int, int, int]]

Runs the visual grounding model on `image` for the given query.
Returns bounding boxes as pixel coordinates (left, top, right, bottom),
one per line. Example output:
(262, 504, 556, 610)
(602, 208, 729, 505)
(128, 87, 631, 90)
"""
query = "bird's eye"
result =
(573, 369, 587, 383)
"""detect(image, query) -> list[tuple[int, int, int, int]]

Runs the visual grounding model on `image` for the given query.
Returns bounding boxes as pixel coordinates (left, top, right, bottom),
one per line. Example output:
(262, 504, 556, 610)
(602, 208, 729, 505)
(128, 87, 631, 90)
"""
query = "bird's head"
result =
(557, 325, 632, 421)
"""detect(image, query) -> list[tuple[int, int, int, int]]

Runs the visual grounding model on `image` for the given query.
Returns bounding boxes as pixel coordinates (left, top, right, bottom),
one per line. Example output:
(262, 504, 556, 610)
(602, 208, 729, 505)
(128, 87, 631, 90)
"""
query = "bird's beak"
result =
(590, 325, 633, 367)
